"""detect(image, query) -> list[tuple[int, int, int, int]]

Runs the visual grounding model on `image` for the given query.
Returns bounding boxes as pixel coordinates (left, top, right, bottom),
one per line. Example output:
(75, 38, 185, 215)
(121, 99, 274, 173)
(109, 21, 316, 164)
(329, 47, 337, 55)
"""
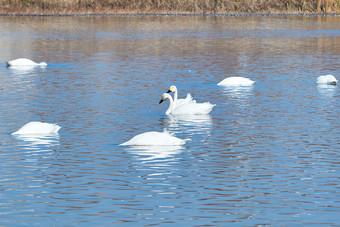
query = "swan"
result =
(11, 121, 61, 135)
(217, 77, 255, 86)
(167, 85, 195, 108)
(6, 58, 47, 67)
(120, 129, 188, 146)
(159, 93, 215, 115)
(316, 75, 337, 85)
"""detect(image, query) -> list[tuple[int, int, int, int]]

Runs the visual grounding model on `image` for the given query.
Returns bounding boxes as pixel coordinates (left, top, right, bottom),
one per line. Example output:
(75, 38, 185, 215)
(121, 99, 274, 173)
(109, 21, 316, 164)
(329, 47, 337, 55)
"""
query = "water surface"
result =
(0, 15, 339, 226)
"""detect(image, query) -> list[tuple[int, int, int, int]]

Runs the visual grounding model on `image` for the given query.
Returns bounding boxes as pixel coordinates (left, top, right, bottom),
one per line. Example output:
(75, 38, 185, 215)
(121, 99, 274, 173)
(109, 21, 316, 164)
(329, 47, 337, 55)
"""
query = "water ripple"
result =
(0, 15, 340, 226)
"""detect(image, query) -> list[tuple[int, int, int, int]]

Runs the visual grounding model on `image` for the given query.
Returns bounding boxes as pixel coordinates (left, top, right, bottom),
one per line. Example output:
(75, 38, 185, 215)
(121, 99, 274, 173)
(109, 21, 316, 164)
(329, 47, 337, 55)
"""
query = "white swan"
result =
(11, 122, 61, 135)
(6, 58, 47, 67)
(159, 93, 215, 115)
(217, 77, 255, 86)
(167, 85, 195, 108)
(120, 129, 188, 146)
(316, 75, 337, 85)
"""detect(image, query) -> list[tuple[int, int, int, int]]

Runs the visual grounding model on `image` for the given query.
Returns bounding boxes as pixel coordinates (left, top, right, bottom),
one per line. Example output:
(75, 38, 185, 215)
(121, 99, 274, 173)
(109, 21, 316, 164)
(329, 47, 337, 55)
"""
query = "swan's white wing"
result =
(218, 77, 255, 86)
(176, 93, 196, 107)
(7, 58, 37, 66)
(172, 102, 215, 115)
(316, 75, 337, 85)
(12, 122, 61, 135)
(7, 58, 47, 67)
(120, 131, 187, 146)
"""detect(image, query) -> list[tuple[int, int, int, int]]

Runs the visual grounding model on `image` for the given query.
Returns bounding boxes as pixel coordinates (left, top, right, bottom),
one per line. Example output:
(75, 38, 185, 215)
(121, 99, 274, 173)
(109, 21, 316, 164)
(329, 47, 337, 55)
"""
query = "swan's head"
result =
(39, 62, 47, 66)
(167, 85, 177, 93)
(159, 93, 172, 104)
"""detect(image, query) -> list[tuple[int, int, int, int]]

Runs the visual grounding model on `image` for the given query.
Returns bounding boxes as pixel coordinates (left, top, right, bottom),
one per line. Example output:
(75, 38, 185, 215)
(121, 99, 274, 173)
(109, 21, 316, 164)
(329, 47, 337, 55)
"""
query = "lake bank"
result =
(2, 12, 340, 17)
(1, 0, 340, 16)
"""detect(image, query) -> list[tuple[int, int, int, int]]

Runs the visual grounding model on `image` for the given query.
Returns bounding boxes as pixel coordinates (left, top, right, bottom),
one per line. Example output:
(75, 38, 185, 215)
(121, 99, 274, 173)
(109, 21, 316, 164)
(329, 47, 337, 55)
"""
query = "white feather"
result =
(160, 93, 214, 115)
(316, 75, 337, 85)
(6, 58, 47, 67)
(167, 85, 196, 109)
(218, 77, 255, 86)
(120, 129, 188, 146)
(12, 122, 61, 135)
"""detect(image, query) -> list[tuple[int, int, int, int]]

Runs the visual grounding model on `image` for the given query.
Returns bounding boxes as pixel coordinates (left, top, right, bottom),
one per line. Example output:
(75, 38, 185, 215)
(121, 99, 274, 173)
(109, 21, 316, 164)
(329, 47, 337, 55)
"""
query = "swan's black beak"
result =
(166, 89, 171, 93)
(159, 99, 164, 104)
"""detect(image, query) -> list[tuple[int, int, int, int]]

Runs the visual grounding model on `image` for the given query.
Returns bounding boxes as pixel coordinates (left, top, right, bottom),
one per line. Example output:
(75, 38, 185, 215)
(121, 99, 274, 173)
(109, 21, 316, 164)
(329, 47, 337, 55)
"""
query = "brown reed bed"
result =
(1, 0, 340, 15)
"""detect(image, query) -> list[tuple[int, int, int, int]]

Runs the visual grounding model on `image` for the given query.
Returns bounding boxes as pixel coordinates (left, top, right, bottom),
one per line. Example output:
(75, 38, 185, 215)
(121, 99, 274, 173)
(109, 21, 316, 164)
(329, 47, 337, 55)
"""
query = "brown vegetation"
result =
(1, 0, 340, 15)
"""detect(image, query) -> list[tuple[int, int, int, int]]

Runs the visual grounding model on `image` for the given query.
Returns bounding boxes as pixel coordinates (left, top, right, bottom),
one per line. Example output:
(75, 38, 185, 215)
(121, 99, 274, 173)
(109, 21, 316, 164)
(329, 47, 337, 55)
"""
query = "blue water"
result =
(0, 15, 339, 226)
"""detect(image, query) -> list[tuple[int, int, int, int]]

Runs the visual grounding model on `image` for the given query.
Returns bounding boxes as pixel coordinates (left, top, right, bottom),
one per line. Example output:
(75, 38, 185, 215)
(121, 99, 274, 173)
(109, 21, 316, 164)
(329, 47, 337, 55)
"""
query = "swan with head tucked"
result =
(218, 77, 255, 86)
(167, 85, 195, 109)
(6, 58, 47, 67)
(316, 75, 337, 85)
(159, 93, 215, 115)
(11, 122, 61, 135)
(120, 129, 188, 146)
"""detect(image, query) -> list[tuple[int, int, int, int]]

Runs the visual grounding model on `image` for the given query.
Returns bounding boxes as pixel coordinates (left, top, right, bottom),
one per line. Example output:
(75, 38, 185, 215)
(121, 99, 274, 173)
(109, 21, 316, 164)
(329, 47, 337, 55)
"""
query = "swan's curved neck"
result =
(166, 95, 175, 115)
(173, 89, 178, 103)
(172, 89, 178, 109)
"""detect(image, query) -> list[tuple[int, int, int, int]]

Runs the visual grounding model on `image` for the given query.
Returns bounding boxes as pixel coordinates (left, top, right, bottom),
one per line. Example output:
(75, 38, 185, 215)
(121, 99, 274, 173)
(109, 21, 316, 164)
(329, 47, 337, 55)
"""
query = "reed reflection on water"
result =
(0, 15, 339, 226)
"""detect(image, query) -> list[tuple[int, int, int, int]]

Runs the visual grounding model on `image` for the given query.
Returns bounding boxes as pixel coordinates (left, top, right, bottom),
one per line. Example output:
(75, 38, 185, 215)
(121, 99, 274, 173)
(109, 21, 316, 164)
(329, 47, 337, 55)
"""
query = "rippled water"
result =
(0, 15, 339, 226)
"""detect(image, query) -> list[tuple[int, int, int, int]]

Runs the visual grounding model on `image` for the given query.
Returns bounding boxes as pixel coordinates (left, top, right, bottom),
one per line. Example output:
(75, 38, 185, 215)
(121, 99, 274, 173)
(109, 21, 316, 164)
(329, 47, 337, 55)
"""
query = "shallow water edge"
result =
(2, 12, 340, 17)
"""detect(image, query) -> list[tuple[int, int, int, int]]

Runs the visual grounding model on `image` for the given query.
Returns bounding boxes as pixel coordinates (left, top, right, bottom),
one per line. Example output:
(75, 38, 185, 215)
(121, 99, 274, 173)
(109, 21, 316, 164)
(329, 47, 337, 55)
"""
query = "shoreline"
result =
(2, 0, 340, 17)
(1, 12, 340, 17)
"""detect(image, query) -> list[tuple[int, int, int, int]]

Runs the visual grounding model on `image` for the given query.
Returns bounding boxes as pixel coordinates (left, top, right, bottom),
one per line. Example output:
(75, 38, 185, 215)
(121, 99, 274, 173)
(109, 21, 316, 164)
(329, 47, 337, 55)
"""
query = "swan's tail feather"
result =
(184, 93, 196, 103)
(162, 128, 175, 136)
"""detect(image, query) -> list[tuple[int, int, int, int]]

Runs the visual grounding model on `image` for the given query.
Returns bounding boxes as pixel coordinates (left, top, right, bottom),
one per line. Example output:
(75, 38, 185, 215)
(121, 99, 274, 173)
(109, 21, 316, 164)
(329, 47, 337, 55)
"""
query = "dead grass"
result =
(1, 0, 340, 15)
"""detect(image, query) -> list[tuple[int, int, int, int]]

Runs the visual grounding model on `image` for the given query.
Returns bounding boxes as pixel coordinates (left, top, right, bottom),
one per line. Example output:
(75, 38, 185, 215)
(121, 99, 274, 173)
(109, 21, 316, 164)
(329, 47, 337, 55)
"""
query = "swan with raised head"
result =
(11, 122, 61, 135)
(316, 75, 337, 85)
(218, 77, 255, 86)
(120, 129, 188, 146)
(159, 93, 215, 115)
(6, 58, 47, 67)
(167, 85, 195, 108)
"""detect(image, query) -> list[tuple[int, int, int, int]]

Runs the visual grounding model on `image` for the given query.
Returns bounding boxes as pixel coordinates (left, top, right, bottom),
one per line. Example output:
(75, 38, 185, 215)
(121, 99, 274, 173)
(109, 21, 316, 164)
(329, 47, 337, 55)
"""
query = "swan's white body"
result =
(12, 122, 61, 135)
(6, 58, 47, 67)
(120, 130, 187, 146)
(167, 85, 195, 109)
(316, 75, 337, 85)
(218, 77, 255, 86)
(160, 93, 215, 115)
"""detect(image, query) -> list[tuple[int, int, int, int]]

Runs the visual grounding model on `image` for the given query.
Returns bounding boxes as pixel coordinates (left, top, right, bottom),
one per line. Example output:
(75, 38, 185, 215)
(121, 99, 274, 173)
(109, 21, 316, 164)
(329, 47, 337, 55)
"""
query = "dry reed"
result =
(1, 0, 340, 15)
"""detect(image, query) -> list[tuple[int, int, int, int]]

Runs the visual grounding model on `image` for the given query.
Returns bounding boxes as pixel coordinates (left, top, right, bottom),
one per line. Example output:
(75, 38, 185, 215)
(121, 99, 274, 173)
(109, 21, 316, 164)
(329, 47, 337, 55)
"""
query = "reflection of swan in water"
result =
(316, 75, 337, 85)
(317, 83, 337, 97)
(124, 145, 184, 161)
(162, 114, 213, 142)
(166, 85, 195, 109)
(217, 77, 255, 86)
(12, 134, 60, 149)
(159, 93, 215, 115)
(165, 114, 212, 131)
(6, 58, 47, 67)
(7, 65, 38, 76)
(120, 129, 189, 146)
(219, 85, 254, 100)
